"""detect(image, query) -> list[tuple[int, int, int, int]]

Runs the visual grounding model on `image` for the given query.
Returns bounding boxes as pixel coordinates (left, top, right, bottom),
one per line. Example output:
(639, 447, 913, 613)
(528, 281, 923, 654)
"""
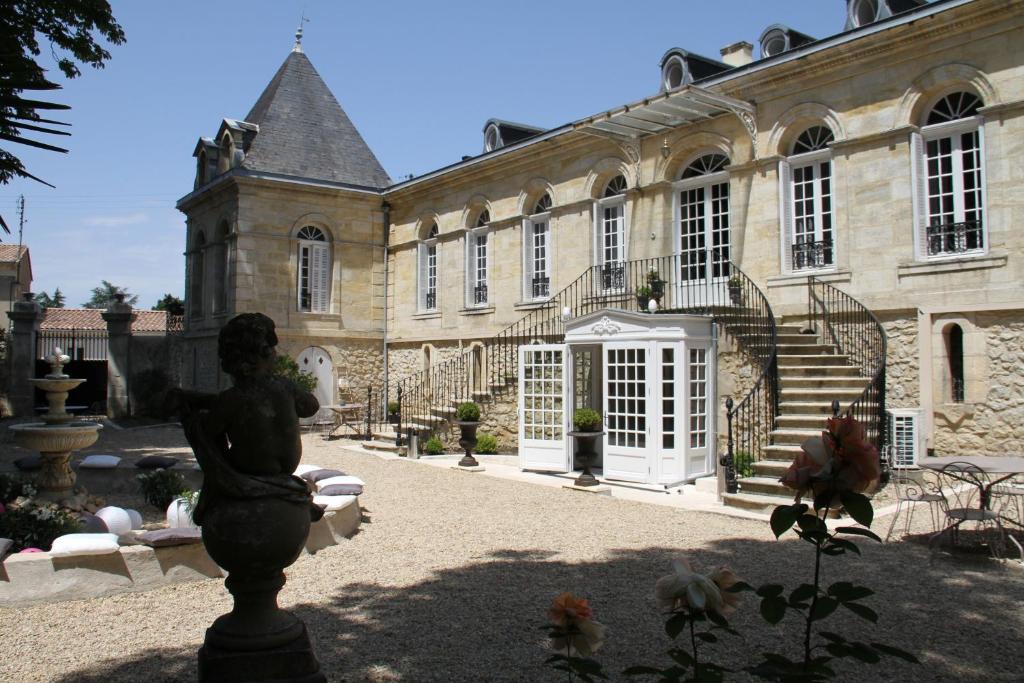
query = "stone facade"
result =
(881, 313, 920, 409)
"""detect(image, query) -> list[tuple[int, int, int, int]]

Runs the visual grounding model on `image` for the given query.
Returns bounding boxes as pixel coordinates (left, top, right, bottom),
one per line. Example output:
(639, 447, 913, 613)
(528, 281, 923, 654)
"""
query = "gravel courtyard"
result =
(1, 424, 1022, 682)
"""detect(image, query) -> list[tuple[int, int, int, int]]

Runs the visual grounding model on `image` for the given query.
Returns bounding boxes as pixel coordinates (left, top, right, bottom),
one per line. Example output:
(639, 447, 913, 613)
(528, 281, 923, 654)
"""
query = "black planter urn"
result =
(728, 283, 742, 305)
(569, 430, 604, 486)
(648, 278, 665, 300)
(457, 421, 480, 467)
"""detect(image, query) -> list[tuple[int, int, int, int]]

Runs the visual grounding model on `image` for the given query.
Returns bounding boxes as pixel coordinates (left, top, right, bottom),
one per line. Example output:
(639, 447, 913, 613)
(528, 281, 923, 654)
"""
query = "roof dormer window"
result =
(484, 125, 500, 153)
(760, 28, 788, 58)
(663, 56, 686, 90)
(850, 0, 879, 27)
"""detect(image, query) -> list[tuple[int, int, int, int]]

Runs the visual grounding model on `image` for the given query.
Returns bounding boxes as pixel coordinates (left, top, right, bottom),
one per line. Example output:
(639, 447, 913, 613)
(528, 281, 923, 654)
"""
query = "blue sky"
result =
(0, 0, 852, 309)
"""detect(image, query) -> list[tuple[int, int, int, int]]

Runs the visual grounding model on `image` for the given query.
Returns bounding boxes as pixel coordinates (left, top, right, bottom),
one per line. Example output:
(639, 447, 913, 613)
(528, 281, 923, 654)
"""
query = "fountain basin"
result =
(10, 421, 102, 454)
(31, 377, 86, 394)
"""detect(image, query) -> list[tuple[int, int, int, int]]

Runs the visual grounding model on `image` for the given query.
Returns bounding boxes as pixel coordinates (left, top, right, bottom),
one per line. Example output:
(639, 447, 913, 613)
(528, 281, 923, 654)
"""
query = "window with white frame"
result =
(780, 126, 835, 273)
(466, 210, 489, 307)
(912, 92, 985, 259)
(417, 223, 439, 312)
(596, 175, 627, 291)
(524, 194, 552, 300)
(676, 154, 731, 282)
(297, 225, 330, 313)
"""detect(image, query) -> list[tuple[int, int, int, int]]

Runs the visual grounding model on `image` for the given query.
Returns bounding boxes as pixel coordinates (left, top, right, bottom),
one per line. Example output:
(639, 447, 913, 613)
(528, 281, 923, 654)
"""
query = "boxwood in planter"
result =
(572, 408, 602, 432)
(455, 402, 481, 422)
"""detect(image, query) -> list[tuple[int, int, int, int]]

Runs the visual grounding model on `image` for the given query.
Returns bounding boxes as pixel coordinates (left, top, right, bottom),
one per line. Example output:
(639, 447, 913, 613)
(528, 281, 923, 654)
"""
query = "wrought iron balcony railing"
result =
(601, 263, 625, 290)
(791, 238, 834, 270)
(927, 220, 983, 256)
(424, 291, 436, 310)
(473, 284, 488, 305)
(531, 275, 550, 299)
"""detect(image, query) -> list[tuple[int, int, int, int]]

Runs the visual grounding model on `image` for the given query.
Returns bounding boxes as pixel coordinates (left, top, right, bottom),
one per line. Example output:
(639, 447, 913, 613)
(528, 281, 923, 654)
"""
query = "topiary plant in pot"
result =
(387, 400, 400, 425)
(455, 402, 482, 467)
(570, 408, 604, 486)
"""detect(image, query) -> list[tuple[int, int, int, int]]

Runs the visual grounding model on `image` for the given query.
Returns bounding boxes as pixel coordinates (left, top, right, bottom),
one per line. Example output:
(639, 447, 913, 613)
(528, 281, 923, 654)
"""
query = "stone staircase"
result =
(722, 322, 869, 514)
(363, 387, 501, 455)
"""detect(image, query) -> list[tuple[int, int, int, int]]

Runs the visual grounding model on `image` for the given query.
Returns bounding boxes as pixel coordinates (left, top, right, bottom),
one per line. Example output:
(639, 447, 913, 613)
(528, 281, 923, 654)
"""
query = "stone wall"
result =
(715, 327, 760, 442)
(275, 335, 384, 405)
(933, 311, 1024, 454)
(127, 335, 184, 416)
(881, 313, 919, 409)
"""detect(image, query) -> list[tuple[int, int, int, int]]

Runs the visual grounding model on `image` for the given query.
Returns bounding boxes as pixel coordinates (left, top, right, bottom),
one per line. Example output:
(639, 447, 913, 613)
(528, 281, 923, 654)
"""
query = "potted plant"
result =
(387, 400, 400, 425)
(636, 285, 653, 311)
(647, 268, 665, 300)
(569, 408, 604, 487)
(455, 401, 481, 467)
(727, 275, 743, 304)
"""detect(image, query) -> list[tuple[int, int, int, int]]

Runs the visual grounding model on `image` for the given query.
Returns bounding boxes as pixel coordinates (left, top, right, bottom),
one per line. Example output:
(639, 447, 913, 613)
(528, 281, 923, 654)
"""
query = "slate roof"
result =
(40, 308, 169, 333)
(240, 51, 391, 190)
(0, 245, 28, 262)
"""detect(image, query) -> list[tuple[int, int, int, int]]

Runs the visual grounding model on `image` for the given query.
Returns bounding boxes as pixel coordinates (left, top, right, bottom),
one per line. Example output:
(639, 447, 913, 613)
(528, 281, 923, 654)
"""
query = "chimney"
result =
(720, 41, 754, 67)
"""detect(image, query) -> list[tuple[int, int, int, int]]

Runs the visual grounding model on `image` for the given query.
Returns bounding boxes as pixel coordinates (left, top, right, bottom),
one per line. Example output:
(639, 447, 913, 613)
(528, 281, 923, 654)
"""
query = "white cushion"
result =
(125, 509, 143, 530)
(95, 506, 133, 535)
(316, 475, 365, 491)
(49, 533, 120, 557)
(165, 498, 199, 529)
(294, 464, 323, 476)
(312, 494, 357, 511)
(79, 455, 121, 469)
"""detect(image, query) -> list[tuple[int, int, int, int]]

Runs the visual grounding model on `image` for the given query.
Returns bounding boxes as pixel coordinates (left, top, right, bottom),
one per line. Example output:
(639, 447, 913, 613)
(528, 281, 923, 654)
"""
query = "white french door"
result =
(686, 345, 712, 478)
(518, 345, 570, 472)
(675, 175, 730, 306)
(602, 343, 649, 482)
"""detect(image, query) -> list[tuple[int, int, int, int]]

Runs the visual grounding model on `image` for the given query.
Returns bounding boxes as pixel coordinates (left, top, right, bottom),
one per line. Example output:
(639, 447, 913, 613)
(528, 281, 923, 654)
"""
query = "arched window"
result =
(297, 225, 330, 313)
(466, 210, 490, 307)
(945, 324, 965, 403)
(417, 223, 439, 312)
(212, 221, 229, 315)
(850, 0, 879, 28)
(189, 231, 206, 319)
(597, 175, 628, 290)
(913, 91, 985, 258)
(676, 154, 732, 285)
(780, 125, 836, 272)
(524, 194, 552, 300)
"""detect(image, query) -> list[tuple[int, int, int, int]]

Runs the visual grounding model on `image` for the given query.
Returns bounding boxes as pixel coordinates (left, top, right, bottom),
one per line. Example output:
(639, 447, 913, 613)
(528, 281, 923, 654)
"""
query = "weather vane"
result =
(293, 11, 310, 52)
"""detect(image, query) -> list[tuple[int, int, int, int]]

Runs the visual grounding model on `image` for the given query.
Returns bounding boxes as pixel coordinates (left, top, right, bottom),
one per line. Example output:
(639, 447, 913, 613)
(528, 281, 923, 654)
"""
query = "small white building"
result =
(518, 309, 716, 487)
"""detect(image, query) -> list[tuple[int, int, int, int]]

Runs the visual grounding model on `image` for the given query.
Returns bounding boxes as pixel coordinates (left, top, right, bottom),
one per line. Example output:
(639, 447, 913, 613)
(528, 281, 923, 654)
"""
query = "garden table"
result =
(920, 456, 1024, 517)
(328, 403, 366, 438)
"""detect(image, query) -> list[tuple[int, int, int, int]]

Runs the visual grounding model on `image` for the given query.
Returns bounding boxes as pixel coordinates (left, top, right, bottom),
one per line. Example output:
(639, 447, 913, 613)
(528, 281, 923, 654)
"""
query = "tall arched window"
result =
(189, 231, 206, 319)
(524, 194, 552, 300)
(675, 154, 731, 284)
(417, 223, 439, 312)
(912, 91, 985, 259)
(946, 323, 965, 403)
(596, 175, 628, 291)
(466, 210, 490, 307)
(297, 226, 330, 313)
(780, 125, 835, 272)
(212, 221, 229, 315)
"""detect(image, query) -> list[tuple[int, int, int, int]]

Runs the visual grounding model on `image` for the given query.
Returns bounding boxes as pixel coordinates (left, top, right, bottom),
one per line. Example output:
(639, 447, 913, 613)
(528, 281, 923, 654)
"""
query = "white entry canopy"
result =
(564, 309, 714, 345)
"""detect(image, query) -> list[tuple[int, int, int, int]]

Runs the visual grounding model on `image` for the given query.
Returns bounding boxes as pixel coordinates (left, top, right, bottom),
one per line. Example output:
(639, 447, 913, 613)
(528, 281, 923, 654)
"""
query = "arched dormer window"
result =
(850, 0, 879, 28)
(466, 210, 490, 307)
(189, 231, 206, 320)
(675, 154, 732, 286)
(596, 175, 628, 291)
(663, 55, 686, 91)
(524, 194, 553, 301)
(297, 225, 330, 313)
(217, 134, 234, 175)
(912, 91, 986, 259)
(417, 223, 439, 312)
(780, 125, 836, 273)
(196, 150, 207, 188)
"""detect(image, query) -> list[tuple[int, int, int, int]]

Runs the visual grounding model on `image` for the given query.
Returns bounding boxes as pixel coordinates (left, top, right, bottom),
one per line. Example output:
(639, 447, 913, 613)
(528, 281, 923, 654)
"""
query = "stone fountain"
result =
(9, 347, 103, 503)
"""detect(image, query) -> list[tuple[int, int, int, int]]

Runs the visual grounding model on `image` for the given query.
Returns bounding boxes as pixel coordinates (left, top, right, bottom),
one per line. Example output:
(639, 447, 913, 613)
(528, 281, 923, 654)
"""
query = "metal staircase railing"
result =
(361, 252, 779, 455)
(806, 276, 888, 460)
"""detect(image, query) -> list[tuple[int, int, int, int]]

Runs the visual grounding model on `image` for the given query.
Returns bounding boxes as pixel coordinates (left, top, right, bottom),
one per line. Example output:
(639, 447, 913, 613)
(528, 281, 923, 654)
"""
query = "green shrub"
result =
(0, 473, 34, 503)
(475, 433, 498, 454)
(274, 354, 318, 393)
(387, 400, 400, 414)
(573, 408, 602, 432)
(455, 402, 481, 422)
(423, 435, 445, 455)
(0, 503, 82, 552)
(137, 469, 187, 509)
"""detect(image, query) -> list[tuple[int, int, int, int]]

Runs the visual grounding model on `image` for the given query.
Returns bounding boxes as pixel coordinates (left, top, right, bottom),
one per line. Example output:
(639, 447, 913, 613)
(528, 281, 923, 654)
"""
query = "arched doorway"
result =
(297, 346, 334, 408)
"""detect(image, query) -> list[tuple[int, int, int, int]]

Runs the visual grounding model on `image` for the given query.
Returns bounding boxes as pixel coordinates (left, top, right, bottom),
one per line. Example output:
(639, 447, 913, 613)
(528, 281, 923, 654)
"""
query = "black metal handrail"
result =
(363, 252, 779, 464)
(806, 276, 888, 456)
(926, 220, 983, 256)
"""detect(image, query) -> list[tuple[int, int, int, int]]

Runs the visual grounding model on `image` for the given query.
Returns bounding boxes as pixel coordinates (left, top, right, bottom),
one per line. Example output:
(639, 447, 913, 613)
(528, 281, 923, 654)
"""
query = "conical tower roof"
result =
(240, 50, 391, 189)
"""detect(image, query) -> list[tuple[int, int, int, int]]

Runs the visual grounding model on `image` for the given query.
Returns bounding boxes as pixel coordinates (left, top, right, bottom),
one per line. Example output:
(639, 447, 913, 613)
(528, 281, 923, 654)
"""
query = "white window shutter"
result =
(417, 243, 428, 311)
(778, 159, 793, 274)
(464, 233, 473, 308)
(311, 244, 329, 313)
(976, 123, 987, 242)
(909, 131, 928, 260)
(887, 410, 919, 468)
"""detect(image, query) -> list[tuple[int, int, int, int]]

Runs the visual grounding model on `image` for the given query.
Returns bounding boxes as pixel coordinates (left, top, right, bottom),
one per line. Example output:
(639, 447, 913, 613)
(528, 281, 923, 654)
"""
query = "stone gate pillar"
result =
(6, 292, 42, 417)
(102, 294, 134, 419)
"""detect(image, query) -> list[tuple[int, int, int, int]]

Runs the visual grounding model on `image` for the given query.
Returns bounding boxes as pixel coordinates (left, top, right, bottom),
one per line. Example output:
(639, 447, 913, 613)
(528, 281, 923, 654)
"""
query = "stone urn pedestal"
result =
(569, 430, 604, 487)
(198, 497, 326, 683)
(456, 421, 481, 468)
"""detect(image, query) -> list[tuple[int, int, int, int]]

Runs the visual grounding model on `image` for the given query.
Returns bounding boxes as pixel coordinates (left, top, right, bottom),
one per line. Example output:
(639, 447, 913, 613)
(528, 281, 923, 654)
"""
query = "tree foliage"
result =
(274, 354, 318, 394)
(152, 293, 185, 316)
(34, 287, 65, 308)
(0, 1, 125, 232)
(82, 279, 138, 309)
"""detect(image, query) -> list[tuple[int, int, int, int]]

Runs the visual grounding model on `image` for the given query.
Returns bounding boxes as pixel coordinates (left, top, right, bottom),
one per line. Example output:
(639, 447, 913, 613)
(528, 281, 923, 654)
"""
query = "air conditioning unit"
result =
(887, 409, 922, 468)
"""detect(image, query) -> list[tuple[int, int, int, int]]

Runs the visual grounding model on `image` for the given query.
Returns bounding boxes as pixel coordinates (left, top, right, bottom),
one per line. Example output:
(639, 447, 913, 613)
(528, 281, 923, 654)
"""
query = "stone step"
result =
(779, 376, 870, 390)
(410, 414, 447, 426)
(775, 415, 831, 430)
(778, 365, 861, 377)
(775, 333, 822, 345)
(772, 428, 825, 446)
(778, 354, 852, 367)
(762, 444, 805, 461)
(778, 401, 841, 416)
(752, 460, 795, 477)
(431, 405, 457, 417)
(738, 476, 794, 497)
(780, 387, 865, 402)
(721, 491, 794, 514)
(777, 343, 837, 355)
(364, 440, 406, 454)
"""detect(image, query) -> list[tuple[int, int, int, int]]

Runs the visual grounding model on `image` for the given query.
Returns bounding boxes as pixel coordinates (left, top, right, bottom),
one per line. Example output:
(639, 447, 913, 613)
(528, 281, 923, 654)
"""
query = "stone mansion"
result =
(178, 0, 1023, 501)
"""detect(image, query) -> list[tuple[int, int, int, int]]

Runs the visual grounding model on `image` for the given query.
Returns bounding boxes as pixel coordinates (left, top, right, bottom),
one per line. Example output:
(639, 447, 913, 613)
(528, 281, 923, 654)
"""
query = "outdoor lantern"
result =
(561, 306, 572, 322)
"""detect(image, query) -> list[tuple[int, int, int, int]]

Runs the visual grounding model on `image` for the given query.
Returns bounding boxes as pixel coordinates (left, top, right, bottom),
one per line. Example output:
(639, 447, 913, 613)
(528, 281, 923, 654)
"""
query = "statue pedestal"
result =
(198, 622, 326, 682)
